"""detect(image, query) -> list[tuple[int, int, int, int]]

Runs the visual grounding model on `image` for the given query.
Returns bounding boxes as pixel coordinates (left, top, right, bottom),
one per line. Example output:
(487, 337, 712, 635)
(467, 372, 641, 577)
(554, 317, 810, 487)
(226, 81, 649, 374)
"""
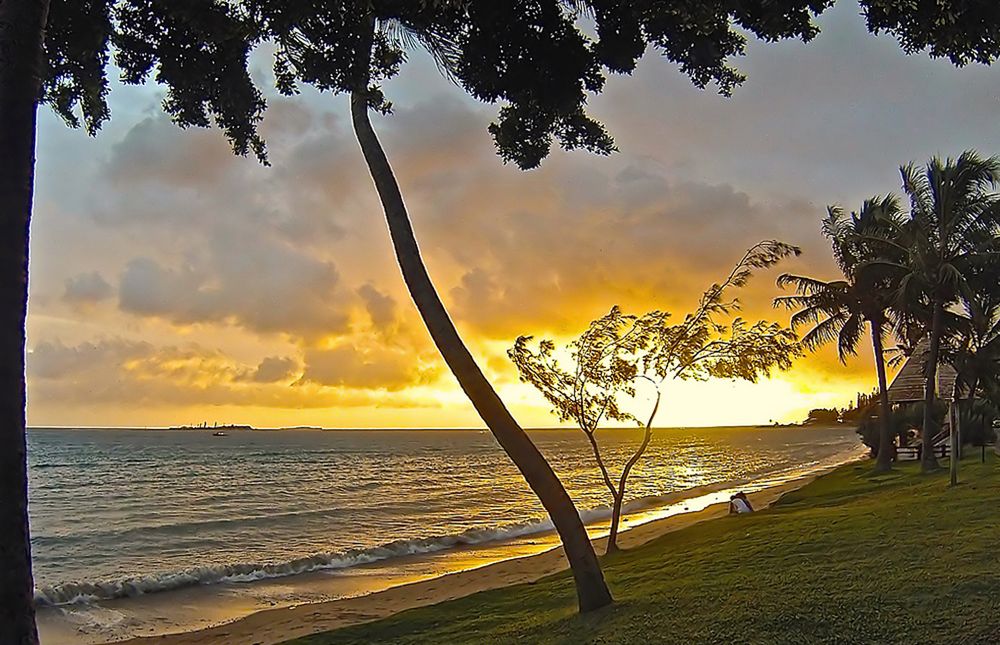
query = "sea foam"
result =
(34, 510, 599, 606)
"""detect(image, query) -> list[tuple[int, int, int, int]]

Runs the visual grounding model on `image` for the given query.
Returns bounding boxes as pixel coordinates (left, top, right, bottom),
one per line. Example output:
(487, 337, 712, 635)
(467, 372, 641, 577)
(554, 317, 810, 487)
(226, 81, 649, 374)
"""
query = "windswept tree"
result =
(776, 196, 904, 472)
(7, 2, 1000, 639)
(510, 242, 801, 554)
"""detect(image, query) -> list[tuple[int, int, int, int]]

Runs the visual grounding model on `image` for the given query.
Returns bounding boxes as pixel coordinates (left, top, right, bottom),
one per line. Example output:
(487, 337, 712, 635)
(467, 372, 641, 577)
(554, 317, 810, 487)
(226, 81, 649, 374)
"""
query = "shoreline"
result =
(108, 450, 864, 645)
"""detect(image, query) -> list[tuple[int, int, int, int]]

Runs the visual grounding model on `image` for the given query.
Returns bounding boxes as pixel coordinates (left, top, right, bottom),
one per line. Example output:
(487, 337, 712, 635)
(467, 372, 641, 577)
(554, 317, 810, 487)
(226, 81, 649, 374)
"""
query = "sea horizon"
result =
(26, 422, 813, 432)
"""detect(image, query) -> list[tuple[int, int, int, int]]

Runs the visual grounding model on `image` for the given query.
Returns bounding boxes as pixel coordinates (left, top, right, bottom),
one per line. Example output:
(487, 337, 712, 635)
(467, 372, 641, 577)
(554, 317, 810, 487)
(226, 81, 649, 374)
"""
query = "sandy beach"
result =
(111, 456, 858, 645)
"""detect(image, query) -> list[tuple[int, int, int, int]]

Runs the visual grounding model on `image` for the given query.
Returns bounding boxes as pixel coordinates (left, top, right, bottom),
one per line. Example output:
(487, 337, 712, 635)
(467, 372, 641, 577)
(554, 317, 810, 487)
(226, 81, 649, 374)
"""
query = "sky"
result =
(26, 2, 1000, 429)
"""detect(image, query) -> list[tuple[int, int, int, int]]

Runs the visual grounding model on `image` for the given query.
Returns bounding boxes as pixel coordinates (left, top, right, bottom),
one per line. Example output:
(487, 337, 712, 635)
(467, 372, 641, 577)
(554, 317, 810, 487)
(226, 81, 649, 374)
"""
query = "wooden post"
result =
(949, 401, 959, 487)
(956, 398, 962, 461)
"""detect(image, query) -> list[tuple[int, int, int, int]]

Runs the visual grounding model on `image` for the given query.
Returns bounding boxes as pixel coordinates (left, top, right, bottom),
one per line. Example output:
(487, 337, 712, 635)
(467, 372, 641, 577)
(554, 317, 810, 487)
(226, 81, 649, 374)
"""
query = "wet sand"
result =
(102, 454, 860, 645)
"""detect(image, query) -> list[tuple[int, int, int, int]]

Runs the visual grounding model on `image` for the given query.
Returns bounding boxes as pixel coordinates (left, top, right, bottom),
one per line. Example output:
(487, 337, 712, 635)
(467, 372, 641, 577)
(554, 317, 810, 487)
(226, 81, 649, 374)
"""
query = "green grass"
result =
(287, 453, 1000, 644)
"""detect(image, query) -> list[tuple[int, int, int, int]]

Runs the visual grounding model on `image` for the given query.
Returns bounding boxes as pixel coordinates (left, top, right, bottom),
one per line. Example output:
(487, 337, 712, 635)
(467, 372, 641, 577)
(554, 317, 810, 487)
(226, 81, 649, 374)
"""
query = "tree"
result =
(510, 242, 801, 554)
(7, 2, 1000, 638)
(3, 2, 270, 640)
(805, 408, 840, 425)
(941, 261, 1000, 483)
(0, 2, 50, 640)
(240, 0, 835, 612)
(776, 196, 904, 472)
(890, 153, 1000, 473)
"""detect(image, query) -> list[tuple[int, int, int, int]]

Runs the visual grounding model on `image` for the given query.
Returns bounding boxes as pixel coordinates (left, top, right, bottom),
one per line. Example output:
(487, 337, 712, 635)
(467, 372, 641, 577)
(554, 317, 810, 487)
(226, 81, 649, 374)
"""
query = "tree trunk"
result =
(347, 17, 611, 613)
(921, 301, 943, 473)
(871, 322, 894, 473)
(605, 391, 659, 556)
(606, 493, 623, 555)
(0, 0, 50, 642)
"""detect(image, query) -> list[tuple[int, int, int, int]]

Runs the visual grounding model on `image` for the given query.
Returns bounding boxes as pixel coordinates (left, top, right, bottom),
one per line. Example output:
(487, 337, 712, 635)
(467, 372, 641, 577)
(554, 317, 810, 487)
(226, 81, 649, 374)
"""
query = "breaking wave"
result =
(34, 507, 609, 607)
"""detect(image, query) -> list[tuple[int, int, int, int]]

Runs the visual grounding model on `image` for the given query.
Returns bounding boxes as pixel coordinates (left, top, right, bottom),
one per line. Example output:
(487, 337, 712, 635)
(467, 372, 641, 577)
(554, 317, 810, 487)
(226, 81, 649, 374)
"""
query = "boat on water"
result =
(212, 431, 228, 437)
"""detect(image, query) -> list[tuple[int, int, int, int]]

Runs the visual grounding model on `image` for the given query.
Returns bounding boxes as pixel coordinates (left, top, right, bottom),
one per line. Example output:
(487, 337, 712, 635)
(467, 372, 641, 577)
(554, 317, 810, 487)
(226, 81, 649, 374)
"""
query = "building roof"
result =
(886, 337, 959, 403)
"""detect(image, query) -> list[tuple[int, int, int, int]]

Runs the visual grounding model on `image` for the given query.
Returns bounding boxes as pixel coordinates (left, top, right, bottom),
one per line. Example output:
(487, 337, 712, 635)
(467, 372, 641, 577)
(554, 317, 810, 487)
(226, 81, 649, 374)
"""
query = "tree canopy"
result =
(43, 1, 1000, 170)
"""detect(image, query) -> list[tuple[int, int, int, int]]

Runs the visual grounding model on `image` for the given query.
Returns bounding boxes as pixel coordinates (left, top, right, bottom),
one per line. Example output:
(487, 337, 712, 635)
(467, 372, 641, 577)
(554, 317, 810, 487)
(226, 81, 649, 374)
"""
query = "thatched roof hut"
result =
(886, 337, 959, 403)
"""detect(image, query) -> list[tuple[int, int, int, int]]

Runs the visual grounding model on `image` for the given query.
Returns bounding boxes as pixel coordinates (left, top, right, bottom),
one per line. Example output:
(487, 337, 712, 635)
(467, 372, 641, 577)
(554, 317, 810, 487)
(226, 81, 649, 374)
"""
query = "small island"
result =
(166, 423, 254, 432)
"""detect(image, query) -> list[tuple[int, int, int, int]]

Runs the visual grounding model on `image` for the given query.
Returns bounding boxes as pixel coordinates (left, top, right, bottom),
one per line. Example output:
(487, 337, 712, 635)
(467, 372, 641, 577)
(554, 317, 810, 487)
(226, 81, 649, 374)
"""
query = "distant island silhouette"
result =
(166, 423, 254, 432)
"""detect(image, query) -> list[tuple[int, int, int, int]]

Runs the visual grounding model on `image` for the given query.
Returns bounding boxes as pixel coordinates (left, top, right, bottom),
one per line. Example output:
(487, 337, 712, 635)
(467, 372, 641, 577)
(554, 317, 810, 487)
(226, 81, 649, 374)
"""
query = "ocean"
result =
(29, 425, 861, 643)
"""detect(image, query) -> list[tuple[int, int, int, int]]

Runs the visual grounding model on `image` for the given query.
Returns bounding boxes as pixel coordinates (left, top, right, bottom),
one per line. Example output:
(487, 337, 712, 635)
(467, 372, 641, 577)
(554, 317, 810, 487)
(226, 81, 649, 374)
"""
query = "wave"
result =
(35, 448, 863, 608)
(34, 509, 604, 607)
(31, 482, 753, 608)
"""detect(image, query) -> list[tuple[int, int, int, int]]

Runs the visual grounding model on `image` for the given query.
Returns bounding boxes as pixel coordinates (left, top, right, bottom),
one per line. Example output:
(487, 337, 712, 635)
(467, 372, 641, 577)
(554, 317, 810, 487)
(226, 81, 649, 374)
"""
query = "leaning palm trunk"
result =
(921, 301, 943, 472)
(871, 323, 894, 472)
(347, 21, 611, 613)
(0, 0, 50, 641)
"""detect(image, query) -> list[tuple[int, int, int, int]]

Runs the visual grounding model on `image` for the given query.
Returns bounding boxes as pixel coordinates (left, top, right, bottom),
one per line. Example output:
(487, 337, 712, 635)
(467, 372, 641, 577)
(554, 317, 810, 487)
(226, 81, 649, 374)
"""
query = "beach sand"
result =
(111, 458, 854, 645)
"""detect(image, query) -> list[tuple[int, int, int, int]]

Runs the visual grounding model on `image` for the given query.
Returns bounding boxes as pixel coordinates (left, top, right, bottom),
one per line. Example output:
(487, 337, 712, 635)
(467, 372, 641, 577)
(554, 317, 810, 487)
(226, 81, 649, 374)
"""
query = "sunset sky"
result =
(26, 2, 1000, 429)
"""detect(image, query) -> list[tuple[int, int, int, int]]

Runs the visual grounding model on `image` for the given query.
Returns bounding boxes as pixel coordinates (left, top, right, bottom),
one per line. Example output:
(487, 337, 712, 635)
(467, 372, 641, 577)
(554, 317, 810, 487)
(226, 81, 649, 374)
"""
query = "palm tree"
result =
(891, 153, 1000, 473)
(346, 14, 612, 610)
(953, 288, 1000, 411)
(946, 262, 1000, 484)
(776, 196, 904, 472)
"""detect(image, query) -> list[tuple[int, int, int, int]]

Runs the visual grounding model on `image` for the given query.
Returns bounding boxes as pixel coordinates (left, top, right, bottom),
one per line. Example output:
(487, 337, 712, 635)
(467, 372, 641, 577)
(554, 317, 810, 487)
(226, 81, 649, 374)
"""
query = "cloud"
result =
(28, 338, 153, 380)
(117, 237, 350, 340)
(106, 117, 237, 189)
(299, 341, 443, 391)
(424, 153, 822, 339)
(249, 356, 298, 383)
(357, 283, 398, 330)
(27, 337, 441, 410)
(62, 271, 114, 307)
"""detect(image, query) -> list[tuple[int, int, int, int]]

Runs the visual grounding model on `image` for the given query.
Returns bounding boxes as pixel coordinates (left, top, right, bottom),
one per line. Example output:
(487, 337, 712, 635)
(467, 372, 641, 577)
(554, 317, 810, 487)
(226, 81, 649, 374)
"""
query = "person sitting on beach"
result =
(729, 492, 754, 515)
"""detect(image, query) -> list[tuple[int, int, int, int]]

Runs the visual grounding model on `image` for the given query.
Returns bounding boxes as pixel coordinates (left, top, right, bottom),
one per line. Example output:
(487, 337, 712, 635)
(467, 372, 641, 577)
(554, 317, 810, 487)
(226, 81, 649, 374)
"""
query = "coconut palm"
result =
(776, 196, 904, 472)
(953, 290, 1000, 410)
(889, 153, 1000, 472)
(947, 262, 1000, 481)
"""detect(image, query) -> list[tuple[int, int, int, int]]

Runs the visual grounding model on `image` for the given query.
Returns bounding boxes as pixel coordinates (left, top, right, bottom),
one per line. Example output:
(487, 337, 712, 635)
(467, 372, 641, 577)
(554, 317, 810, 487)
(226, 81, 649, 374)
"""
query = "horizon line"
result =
(27, 422, 808, 432)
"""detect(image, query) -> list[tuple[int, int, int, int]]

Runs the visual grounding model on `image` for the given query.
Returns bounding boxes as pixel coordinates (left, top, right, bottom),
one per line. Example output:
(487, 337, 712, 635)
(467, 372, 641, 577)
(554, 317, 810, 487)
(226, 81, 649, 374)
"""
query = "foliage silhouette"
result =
(511, 241, 801, 553)
(888, 153, 1000, 472)
(776, 196, 905, 472)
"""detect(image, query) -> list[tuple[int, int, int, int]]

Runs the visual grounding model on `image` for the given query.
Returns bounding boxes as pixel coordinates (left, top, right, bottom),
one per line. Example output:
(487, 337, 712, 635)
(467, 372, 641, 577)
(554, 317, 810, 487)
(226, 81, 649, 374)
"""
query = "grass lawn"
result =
(287, 452, 1000, 644)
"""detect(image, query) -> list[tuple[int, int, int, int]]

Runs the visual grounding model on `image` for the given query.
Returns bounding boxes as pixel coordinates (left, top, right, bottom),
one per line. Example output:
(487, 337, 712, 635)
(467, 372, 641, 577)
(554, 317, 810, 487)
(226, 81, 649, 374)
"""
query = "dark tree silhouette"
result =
(511, 242, 800, 554)
(776, 196, 905, 473)
(7, 2, 1000, 638)
(0, 3, 49, 641)
(893, 154, 1000, 473)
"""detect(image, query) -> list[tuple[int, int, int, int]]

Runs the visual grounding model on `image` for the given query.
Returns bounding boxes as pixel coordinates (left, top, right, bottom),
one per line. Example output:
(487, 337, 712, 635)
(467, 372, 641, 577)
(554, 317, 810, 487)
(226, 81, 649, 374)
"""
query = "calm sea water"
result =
(28, 426, 859, 605)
